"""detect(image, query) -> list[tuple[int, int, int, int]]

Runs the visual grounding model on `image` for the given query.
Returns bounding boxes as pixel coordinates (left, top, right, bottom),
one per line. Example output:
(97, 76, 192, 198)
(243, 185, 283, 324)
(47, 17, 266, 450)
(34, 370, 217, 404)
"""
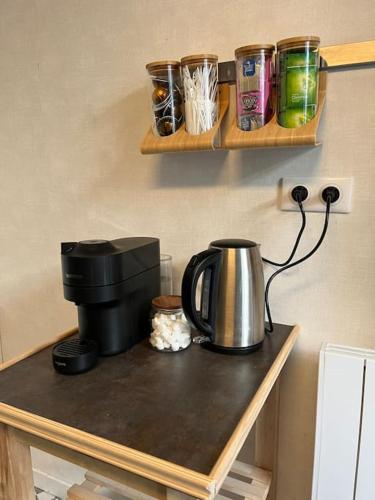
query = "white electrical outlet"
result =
(281, 177, 354, 213)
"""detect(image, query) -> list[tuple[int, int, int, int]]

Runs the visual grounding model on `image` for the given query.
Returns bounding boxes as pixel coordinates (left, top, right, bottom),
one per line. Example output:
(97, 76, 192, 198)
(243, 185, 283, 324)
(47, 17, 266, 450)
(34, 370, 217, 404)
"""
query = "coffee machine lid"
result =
(210, 239, 258, 249)
(61, 237, 160, 287)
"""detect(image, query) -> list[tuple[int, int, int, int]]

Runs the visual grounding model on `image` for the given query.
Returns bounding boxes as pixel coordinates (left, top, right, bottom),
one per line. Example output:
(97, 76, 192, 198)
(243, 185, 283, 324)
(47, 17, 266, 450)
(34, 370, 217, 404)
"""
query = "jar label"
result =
(243, 58, 256, 77)
(285, 56, 318, 107)
(241, 92, 261, 113)
(278, 51, 319, 127)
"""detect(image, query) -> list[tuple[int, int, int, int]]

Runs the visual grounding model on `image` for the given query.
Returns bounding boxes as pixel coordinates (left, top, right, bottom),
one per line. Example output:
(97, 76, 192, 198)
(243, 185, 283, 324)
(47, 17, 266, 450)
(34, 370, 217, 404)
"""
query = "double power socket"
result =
(280, 177, 354, 213)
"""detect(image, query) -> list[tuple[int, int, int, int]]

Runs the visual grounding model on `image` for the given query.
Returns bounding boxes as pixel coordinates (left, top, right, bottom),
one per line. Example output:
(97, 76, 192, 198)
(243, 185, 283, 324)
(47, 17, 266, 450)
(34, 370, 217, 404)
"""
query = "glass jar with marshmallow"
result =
(150, 296, 191, 352)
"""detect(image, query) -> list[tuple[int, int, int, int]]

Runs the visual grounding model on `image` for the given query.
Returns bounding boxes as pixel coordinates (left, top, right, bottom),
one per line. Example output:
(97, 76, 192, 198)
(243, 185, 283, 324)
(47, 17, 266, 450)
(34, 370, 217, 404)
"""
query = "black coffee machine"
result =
(53, 237, 160, 373)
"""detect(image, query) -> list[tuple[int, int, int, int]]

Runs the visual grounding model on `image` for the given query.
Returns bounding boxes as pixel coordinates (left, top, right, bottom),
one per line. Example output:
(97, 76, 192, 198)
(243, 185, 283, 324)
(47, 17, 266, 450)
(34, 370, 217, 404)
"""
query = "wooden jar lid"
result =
(152, 295, 182, 310)
(146, 60, 180, 71)
(181, 54, 218, 65)
(235, 44, 275, 58)
(277, 36, 320, 51)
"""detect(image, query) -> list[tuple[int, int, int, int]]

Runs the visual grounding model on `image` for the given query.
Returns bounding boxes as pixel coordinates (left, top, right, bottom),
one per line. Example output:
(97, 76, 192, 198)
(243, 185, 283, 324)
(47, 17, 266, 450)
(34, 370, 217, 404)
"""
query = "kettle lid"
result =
(210, 238, 258, 249)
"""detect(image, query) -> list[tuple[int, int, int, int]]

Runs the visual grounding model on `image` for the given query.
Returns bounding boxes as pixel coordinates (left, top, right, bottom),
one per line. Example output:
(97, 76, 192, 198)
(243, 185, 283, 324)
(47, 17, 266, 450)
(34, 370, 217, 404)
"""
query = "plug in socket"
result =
(291, 185, 309, 203)
(281, 177, 353, 213)
(321, 186, 340, 204)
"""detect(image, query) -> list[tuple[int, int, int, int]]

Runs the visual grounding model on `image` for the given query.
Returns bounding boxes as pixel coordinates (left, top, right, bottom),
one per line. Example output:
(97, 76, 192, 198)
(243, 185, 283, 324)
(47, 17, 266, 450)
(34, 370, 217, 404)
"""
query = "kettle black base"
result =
(201, 340, 264, 355)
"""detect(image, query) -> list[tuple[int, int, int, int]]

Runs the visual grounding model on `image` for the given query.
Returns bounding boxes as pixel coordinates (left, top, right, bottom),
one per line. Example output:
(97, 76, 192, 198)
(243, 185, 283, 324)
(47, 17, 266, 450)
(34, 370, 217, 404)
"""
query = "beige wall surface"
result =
(1, 1, 374, 498)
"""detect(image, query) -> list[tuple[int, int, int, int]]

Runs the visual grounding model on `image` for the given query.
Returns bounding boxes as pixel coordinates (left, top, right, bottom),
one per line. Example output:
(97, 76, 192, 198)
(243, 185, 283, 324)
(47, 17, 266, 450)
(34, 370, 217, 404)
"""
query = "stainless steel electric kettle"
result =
(181, 239, 265, 353)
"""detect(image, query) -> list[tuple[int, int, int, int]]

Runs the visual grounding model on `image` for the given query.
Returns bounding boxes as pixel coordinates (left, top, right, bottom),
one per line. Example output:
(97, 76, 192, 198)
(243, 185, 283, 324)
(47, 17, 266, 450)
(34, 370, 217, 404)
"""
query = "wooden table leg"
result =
(254, 378, 280, 500)
(0, 423, 35, 500)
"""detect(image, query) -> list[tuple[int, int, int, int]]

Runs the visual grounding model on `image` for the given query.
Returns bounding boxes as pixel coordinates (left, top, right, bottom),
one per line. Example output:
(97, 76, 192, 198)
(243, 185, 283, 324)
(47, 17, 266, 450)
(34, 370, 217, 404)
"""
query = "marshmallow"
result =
(171, 342, 180, 351)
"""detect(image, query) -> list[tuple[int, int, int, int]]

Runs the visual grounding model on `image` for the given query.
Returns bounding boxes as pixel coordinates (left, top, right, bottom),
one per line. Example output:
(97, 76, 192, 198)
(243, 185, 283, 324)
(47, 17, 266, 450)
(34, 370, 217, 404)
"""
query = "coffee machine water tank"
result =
(61, 237, 160, 356)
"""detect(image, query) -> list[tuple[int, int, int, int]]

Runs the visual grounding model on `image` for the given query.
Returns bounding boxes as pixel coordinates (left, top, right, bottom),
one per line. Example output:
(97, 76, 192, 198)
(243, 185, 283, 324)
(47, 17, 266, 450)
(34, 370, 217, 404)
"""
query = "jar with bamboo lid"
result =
(149, 295, 191, 352)
(276, 36, 320, 128)
(146, 60, 184, 137)
(181, 54, 219, 135)
(234, 44, 275, 131)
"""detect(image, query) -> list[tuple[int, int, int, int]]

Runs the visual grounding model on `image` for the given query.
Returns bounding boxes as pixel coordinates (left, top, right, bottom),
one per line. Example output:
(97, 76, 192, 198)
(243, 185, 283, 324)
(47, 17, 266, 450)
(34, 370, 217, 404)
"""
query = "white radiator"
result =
(312, 343, 375, 500)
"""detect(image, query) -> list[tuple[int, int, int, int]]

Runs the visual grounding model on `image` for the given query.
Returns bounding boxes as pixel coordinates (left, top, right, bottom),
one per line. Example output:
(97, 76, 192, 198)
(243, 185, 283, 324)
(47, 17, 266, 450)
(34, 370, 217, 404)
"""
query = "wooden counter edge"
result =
(0, 403, 215, 499)
(0, 327, 78, 371)
(209, 324, 300, 492)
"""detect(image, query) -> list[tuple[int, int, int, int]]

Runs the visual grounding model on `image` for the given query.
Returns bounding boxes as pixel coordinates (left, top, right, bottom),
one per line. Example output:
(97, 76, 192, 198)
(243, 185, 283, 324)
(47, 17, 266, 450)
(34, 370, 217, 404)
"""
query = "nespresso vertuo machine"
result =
(53, 237, 160, 374)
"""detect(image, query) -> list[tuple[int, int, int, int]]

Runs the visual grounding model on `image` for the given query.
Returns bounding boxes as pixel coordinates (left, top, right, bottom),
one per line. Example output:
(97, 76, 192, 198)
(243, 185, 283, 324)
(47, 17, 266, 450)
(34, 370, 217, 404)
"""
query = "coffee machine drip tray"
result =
(52, 338, 98, 374)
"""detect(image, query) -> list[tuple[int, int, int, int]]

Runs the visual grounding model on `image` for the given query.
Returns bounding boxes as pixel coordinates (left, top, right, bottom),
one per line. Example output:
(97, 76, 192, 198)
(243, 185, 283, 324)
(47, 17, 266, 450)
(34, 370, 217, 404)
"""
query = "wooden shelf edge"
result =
(67, 484, 105, 500)
(140, 84, 229, 154)
(218, 460, 271, 500)
(222, 72, 326, 150)
(320, 40, 375, 68)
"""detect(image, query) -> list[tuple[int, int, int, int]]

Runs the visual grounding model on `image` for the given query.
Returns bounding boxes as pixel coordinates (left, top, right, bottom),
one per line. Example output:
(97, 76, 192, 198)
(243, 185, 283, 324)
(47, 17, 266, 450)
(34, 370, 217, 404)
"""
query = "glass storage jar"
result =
(160, 254, 173, 295)
(149, 295, 191, 352)
(181, 54, 219, 135)
(146, 60, 184, 137)
(276, 36, 320, 128)
(235, 44, 274, 131)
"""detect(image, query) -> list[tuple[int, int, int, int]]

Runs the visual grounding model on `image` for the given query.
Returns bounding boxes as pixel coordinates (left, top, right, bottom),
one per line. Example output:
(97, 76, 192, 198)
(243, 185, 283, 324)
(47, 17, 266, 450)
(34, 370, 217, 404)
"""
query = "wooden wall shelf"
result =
(140, 40, 374, 155)
(140, 84, 229, 154)
(222, 71, 326, 150)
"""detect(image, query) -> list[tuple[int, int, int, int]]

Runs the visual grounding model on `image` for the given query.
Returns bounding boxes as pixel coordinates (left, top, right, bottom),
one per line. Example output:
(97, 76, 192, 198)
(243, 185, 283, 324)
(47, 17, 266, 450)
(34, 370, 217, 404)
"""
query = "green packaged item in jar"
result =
(276, 36, 320, 128)
(278, 107, 316, 128)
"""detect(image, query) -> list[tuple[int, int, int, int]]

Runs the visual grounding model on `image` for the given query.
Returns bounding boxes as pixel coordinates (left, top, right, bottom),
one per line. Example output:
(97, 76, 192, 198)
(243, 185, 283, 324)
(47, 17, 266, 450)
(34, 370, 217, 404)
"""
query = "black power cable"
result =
(262, 200, 306, 267)
(265, 196, 332, 333)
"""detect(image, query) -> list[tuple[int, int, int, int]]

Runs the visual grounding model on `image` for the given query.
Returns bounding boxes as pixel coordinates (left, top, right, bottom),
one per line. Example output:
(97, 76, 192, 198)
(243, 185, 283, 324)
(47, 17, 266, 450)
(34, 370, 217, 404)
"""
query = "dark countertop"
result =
(0, 324, 293, 475)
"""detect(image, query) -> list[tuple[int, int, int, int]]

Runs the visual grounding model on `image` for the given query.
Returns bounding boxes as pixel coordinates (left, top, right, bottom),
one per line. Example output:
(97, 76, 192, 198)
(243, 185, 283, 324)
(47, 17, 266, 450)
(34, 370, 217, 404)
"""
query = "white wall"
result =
(1, 1, 375, 499)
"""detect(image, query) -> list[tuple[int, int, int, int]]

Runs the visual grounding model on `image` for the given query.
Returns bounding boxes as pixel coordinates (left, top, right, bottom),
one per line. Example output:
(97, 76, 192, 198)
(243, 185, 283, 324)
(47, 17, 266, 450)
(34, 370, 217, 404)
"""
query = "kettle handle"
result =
(181, 248, 221, 337)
